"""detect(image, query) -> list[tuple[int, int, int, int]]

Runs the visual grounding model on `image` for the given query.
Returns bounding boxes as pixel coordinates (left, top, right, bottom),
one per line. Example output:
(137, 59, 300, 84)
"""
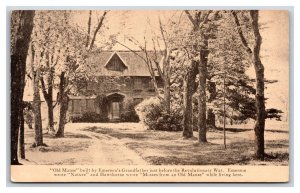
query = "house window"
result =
(86, 99, 95, 112)
(148, 79, 155, 92)
(134, 77, 143, 89)
(73, 100, 81, 113)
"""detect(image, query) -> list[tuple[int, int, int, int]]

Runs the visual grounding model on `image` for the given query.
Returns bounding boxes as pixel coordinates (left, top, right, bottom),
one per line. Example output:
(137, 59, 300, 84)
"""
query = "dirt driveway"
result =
(23, 123, 148, 165)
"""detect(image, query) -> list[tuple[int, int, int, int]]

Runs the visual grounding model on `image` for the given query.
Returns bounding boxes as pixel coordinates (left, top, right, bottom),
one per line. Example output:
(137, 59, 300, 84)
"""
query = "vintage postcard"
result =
(10, 9, 289, 182)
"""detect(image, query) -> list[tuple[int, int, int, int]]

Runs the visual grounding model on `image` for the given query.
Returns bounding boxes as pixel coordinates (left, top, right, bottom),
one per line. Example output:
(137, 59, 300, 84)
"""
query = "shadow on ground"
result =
(84, 124, 289, 165)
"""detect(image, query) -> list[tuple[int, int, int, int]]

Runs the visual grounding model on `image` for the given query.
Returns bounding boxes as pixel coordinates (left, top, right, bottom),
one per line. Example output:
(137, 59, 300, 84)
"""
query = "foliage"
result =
(204, 12, 281, 123)
(71, 112, 108, 123)
(120, 100, 140, 122)
(29, 10, 116, 99)
(266, 108, 283, 121)
(204, 12, 253, 123)
(135, 97, 182, 131)
(94, 94, 108, 109)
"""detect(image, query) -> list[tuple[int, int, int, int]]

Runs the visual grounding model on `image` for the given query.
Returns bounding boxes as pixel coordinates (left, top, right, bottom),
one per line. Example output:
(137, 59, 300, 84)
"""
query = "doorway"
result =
(111, 102, 120, 119)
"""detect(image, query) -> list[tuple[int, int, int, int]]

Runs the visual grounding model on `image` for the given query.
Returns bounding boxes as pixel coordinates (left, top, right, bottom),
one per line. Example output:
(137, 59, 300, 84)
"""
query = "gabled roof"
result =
(87, 50, 160, 77)
(104, 52, 128, 68)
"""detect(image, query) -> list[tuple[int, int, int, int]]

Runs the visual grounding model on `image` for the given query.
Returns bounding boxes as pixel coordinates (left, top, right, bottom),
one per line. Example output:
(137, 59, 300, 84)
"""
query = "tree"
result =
(19, 103, 25, 159)
(29, 11, 71, 135)
(28, 11, 109, 137)
(28, 11, 64, 145)
(31, 44, 44, 147)
(55, 10, 110, 137)
(55, 71, 68, 137)
(39, 41, 61, 134)
(11, 10, 35, 164)
(184, 10, 218, 142)
(207, 12, 254, 126)
(116, 39, 162, 97)
(117, 16, 178, 115)
(40, 65, 56, 133)
(205, 12, 281, 127)
(55, 27, 88, 137)
(86, 10, 109, 51)
(138, 11, 200, 138)
(19, 101, 33, 159)
(182, 60, 198, 138)
(231, 10, 266, 160)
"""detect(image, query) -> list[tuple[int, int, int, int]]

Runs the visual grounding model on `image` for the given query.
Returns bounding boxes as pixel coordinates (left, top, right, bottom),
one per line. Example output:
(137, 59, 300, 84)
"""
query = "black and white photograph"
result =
(10, 9, 289, 182)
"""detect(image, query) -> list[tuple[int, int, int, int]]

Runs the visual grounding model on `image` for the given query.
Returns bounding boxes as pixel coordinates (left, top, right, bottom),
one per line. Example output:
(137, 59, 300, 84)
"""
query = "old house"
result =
(68, 51, 162, 121)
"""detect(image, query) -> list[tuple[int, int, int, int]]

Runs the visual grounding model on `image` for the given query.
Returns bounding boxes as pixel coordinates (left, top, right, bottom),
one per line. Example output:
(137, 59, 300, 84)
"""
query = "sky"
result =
(24, 10, 290, 121)
(257, 10, 289, 120)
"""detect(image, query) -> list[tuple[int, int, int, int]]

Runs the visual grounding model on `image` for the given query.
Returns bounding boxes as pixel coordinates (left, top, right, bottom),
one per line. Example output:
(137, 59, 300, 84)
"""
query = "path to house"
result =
(71, 124, 148, 165)
(23, 123, 148, 165)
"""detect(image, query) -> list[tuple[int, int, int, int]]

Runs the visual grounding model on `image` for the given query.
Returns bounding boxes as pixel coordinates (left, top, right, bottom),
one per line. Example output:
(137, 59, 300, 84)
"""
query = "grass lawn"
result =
(84, 122, 289, 165)
(22, 121, 289, 165)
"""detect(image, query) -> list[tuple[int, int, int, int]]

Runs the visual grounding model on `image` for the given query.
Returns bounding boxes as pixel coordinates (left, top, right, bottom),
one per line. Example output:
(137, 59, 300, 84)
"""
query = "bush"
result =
(120, 110, 140, 122)
(120, 100, 140, 122)
(71, 112, 109, 123)
(135, 97, 182, 131)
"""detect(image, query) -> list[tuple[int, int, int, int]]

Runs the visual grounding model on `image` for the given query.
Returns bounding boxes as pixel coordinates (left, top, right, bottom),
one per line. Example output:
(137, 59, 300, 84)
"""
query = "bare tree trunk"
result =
(32, 68, 44, 146)
(223, 73, 227, 149)
(162, 51, 171, 114)
(232, 10, 266, 160)
(164, 71, 171, 114)
(158, 18, 172, 114)
(10, 10, 35, 164)
(19, 104, 25, 159)
(230, 110, 234, 125)
(56, 72, 69, 138)
(86, 10, 92, 48)
(183, 77, 193, 138)
(251, 10, 266, 160)
(184, 11, 213, 143)
(183, 61, 198, 138)
(47, 99, 55, 131)
(40, 69, 55, 133)
(207, 81, 217, 128)
(89, 11, 108, 50)
(198, 55, 207, 142)
(198, 41, 209, 143)
(207, 109, 216, 127)
(56, 97, 68, 137)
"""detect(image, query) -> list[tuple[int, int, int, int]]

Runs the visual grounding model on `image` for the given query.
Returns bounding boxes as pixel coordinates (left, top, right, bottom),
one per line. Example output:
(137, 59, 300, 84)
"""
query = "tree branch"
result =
(116, 40, 148, 64)
(231, 11, 253, 55)
(184, 10, 196, 26)
(250, 10, 262, 60)
(40, 77, 49, 101)
(199, 10, 213, 28)
(89, 10, 108, 50)
(159, 17, 168, 57)
(86, 10, 92, 48)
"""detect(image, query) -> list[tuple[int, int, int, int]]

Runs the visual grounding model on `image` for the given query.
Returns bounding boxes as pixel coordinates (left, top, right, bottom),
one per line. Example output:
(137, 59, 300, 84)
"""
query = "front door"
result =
(111, 102, 120, 119)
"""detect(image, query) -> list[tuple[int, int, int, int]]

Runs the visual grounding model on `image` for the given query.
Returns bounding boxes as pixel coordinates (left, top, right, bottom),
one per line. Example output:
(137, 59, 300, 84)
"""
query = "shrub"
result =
(120, 100, 140, 122)
(120, 111, 140, 122)
(71, 112, 109, 123)
(135, 97, 182, 131)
